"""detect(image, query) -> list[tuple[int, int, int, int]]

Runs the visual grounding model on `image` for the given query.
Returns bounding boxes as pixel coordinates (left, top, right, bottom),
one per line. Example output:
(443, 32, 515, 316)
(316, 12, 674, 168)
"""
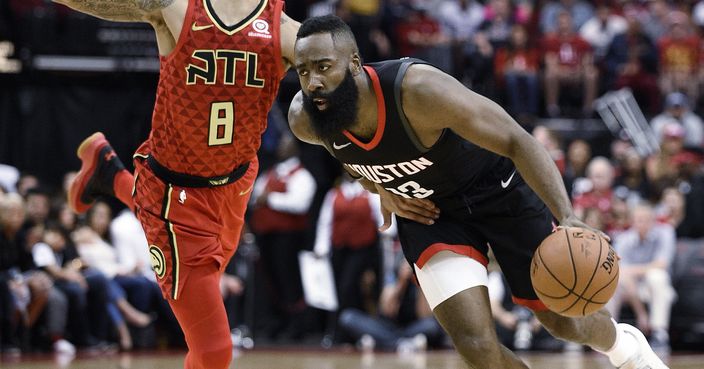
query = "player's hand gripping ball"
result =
(530, 227, 619, 317)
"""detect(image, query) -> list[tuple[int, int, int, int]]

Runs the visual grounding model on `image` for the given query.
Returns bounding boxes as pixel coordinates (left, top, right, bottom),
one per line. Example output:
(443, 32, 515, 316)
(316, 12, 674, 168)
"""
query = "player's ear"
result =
(350, 53, 362, 75)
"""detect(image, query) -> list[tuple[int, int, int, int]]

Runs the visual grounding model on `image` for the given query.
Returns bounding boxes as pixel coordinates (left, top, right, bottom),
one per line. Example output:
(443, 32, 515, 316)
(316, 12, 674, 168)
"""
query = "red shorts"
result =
(133, 154, 258, 300)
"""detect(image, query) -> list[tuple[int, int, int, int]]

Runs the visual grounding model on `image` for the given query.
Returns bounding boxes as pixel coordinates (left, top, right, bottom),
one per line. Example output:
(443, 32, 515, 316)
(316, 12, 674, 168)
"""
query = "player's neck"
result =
(207, 0, 263, 26)
(345, 71, 379, 141)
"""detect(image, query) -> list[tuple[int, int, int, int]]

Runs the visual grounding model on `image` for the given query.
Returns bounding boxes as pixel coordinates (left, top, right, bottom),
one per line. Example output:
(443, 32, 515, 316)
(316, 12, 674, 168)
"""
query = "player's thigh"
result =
(481, 184, 554, 307)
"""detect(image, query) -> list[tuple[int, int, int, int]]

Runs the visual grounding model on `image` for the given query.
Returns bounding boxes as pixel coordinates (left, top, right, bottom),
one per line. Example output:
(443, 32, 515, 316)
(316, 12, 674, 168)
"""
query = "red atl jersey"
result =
(142, 0, 284, 177)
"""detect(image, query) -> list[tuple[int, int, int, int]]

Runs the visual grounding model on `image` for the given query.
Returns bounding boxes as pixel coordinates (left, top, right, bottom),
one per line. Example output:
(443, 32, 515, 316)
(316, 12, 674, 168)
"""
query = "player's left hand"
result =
(557, 215, 611, 242)
(375, 183, 440, 231)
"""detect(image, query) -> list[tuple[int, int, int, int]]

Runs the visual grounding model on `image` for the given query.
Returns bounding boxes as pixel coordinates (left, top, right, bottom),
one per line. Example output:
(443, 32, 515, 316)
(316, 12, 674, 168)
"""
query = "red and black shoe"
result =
(67, 132, 126, 214)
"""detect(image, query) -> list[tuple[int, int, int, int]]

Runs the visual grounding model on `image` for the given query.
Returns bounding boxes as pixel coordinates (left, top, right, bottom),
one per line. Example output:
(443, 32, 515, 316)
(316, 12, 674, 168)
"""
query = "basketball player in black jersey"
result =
(288, 16, 667, 369)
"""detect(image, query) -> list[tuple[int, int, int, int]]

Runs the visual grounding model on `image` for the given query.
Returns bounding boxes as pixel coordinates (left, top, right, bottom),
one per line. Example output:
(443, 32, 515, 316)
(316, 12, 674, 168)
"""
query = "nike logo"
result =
(191, 22, 214, 31)
(333, 142, 352, 150)
(501, 170, 516, 188)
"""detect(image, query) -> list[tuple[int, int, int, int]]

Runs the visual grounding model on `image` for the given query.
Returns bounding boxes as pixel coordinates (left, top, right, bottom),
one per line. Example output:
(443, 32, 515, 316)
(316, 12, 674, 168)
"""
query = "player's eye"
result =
(297, 69, 308, 76)
(319, 65, 330, 72)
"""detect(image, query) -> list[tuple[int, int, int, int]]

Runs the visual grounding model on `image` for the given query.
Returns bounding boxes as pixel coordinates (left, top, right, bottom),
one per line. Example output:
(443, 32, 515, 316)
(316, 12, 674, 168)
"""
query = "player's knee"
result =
(450, 332, 500, 364)
(189, 339, 233, 369)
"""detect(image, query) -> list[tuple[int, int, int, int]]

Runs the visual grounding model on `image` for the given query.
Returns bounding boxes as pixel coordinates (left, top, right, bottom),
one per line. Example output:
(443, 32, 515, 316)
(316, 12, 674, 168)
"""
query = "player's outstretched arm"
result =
(401, 65, 577, 227)
(279, 12, 301, 72)
(52, 0, 172, 22)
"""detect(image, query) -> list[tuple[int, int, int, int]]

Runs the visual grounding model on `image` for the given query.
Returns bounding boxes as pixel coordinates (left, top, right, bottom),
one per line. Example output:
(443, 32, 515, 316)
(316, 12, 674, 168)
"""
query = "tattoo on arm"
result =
(55, 0, 174, 21)
(136, 0, 175, 11)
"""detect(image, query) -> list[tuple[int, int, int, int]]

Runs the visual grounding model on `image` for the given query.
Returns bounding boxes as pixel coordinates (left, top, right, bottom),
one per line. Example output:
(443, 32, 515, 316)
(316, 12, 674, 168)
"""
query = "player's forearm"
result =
(510, 134, 574, 222)
(52, 0, 172, 22)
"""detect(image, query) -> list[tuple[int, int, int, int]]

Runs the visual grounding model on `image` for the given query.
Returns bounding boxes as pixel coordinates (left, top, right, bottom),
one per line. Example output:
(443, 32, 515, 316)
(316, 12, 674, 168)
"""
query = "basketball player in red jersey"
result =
(288, 16, 668, 369)
(53, 0, 299, 367)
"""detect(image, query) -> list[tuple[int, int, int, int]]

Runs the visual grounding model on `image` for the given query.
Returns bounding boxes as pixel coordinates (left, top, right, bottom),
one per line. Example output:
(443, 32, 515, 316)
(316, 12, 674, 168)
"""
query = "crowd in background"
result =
(2, 0, 704, 360)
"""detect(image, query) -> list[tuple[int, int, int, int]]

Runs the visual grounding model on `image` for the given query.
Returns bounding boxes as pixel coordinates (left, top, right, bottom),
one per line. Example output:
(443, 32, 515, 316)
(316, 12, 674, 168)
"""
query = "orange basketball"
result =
(530, 227, 619, 317)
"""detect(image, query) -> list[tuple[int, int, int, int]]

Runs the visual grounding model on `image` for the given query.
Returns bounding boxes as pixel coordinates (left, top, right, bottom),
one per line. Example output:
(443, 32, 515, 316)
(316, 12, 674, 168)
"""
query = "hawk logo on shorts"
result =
(149, 245, 166, 279)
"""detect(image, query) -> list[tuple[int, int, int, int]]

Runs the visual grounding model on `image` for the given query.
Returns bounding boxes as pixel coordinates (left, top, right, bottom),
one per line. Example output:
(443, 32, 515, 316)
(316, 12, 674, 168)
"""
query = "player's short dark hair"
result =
(296, 15, 358, 51)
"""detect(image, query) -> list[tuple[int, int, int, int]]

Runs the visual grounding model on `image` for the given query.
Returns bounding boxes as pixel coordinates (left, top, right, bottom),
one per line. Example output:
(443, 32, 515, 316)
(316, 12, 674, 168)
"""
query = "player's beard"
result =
(302, 69, 359, 140)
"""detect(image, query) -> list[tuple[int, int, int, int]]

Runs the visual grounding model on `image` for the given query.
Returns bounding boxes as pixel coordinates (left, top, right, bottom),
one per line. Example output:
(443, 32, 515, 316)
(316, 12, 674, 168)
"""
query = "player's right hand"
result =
(374, 184, 440, 231)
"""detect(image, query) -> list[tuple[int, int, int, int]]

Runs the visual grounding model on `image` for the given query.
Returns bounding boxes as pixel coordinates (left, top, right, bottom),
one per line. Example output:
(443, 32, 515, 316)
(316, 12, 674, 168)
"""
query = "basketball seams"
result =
(585, 265, 620, 305)
(535, 245, 574, 298)
(532, 228, 620, 316)
(578, 235, 605, 314)
(564, 228, 578, 291)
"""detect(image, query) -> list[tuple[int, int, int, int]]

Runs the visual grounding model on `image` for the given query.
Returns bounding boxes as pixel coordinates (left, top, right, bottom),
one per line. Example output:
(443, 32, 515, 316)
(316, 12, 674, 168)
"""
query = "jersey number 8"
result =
(208, 101, 235, 146)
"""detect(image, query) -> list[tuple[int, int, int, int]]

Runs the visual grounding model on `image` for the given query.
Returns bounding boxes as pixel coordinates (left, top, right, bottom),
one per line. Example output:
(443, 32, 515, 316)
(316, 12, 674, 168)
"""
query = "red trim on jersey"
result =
(415, 243, 488, 269)
(160, 0, 197, 61)
(272, 0, 284, 79)
(512, 296, 549, 311)
(343, 66, 386, 151)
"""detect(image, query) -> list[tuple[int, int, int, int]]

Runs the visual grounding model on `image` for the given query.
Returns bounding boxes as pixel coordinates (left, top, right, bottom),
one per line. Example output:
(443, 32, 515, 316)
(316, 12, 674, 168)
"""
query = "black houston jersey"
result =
(325, 58, 520, 202)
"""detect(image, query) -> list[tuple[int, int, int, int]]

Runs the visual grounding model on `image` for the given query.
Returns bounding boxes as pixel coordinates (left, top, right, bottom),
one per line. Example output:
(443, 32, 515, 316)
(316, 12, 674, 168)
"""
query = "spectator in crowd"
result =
(31, 223, 112, 350)
(314, 173, 384, 325)
(250, 135, 316, 340)
(614, 148, 652, 203)
(15, 174, 39, 198)
(337, 0, 381, 60)
(579, 4, 627, 61)
(603, 12, 660, 115)
(607, 203, 677, 351)
(395, 4, 451, 73)
(650, 92, 704, 148)
(646, 122, 686, 193)
(641, 0, 671, 42)
(72, 202, 153, 350)
(669, 149, 704, 238)
(110, 207, 183, 348)
(435, 0, 484, 79)
(573, 157, 616, 229)
(655, 187, 685, 228)
(694, 0, 704, 30)
(24, 187, 51, 228)
(542, 11, 598, 117)
(540, 0, 594, 35)
(532, 126, 566, 174)
(563, 139, 593, 196)
(471, 0, 515, 97)
(0, 163, 19, 193)
(477, 0, 514, 50)
(337, 261, 444, 352)
(494, 24, 540, 121)
(657, 12, 701, 101)
(0, 193, 73, 354)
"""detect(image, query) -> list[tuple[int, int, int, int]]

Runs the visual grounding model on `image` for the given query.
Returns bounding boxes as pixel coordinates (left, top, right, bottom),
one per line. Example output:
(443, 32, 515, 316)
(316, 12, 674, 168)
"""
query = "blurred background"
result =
(1, 0, 704, 360)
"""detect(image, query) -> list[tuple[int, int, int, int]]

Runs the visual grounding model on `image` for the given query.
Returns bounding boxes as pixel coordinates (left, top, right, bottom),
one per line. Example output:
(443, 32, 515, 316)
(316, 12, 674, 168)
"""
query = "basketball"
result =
(530, 227, 619, 317)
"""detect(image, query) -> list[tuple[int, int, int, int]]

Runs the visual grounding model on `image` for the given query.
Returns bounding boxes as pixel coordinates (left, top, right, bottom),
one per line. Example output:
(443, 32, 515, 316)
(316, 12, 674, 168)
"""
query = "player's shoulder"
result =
(288, 91, 320, 145)
(400, 63, 454, 109)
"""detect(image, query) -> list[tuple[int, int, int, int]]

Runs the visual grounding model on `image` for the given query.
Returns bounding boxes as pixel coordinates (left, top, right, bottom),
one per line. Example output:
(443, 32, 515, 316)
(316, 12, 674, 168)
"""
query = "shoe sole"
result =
(618, 324, 669, 369)
(67, 132, 108, 214)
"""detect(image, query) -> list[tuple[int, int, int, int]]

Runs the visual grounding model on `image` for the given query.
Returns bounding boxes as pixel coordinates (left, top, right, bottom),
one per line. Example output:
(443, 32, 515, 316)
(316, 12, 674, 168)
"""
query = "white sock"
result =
(597, 319, 638, 367)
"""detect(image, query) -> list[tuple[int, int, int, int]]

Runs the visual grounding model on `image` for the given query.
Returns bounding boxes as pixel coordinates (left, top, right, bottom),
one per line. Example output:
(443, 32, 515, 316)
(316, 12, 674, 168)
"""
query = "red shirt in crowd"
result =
(541, 35, 592, 68)
(658, 36, 700, 73)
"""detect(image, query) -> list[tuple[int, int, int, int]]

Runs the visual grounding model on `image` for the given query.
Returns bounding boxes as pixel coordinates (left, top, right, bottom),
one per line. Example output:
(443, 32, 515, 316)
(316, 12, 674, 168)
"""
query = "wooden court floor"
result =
(2, 350, 703, 369)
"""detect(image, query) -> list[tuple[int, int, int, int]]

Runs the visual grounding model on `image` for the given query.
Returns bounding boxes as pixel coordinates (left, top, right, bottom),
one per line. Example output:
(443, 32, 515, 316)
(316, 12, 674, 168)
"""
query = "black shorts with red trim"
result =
(396, 181, 554, 311)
